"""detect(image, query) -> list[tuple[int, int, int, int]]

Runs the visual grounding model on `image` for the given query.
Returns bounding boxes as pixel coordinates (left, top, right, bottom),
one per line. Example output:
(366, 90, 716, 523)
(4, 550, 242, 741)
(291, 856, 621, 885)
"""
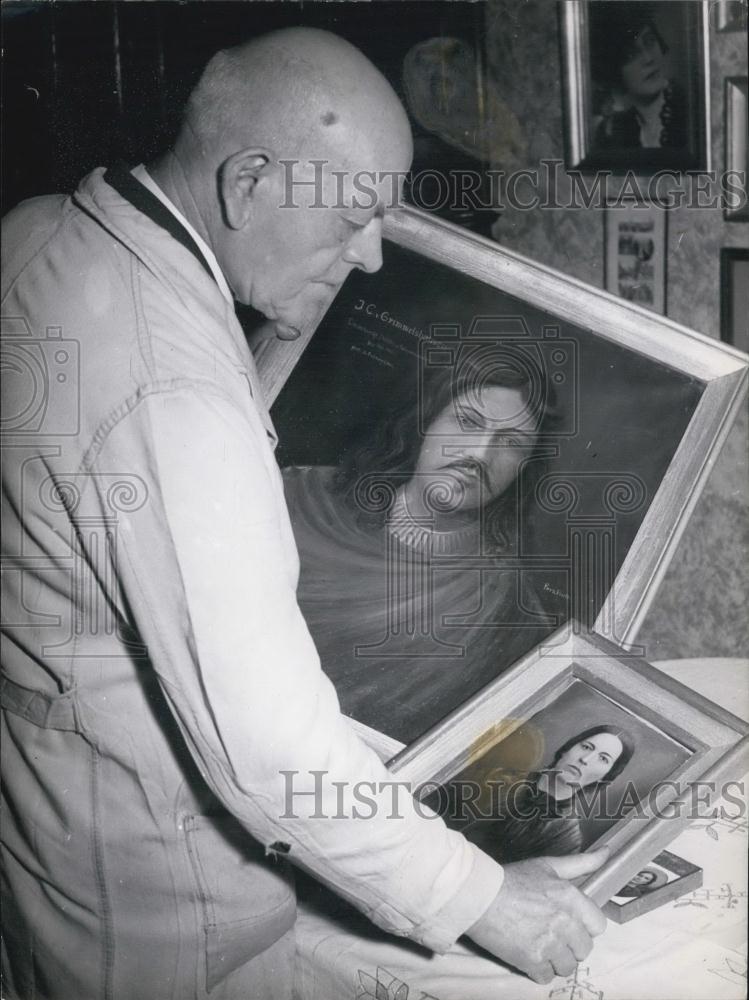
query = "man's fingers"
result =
(550, 945, 579, 980)
(527, 962, 555, 985)
(565, 922, 594, 962)
(569, 892, 608, 937)
(544, 847, 610, 880)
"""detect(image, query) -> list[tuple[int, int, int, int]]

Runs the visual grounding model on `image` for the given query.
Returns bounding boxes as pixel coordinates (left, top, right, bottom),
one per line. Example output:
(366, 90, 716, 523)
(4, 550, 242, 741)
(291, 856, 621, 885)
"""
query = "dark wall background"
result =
(2, 0, 491, 228)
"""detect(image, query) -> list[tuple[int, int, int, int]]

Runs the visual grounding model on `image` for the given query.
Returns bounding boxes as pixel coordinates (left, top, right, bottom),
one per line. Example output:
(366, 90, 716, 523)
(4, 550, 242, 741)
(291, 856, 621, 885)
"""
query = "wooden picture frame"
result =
(384, 625, 749, 907)
(559, 1, 711, 174)
(255, 206, 748, 753)
(604, 849, 703, 923)
(724, 77, 749, 222)
(604, 200, 668, 314)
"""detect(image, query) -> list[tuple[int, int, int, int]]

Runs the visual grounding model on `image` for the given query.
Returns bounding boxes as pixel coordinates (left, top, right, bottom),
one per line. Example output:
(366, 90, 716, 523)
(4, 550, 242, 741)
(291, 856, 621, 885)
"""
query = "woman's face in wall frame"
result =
(619, 25, 669, 101)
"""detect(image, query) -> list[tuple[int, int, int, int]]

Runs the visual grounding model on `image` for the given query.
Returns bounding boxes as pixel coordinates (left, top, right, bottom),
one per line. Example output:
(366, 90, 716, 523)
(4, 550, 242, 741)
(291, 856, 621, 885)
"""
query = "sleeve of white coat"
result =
(95, 384, 504, 954)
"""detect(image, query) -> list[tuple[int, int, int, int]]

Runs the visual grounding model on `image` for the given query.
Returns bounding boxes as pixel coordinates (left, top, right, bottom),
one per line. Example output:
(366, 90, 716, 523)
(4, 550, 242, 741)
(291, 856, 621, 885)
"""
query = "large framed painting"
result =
(559, 0, 711, 174)
(254, 205, 748, 752)
(384, 625, 749, 906)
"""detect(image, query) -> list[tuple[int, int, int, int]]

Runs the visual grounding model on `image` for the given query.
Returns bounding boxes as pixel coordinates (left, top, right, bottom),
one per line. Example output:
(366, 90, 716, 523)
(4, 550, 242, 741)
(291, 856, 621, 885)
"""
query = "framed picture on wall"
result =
(724, 77, 749, 222)
(253, 205, 748, 754)
(559, 0, 711, 173)
(604, 850, 703, 923)
(720, 248, 749, 352)
(604, 201, 668, 314)
(385, 625, 748, 908)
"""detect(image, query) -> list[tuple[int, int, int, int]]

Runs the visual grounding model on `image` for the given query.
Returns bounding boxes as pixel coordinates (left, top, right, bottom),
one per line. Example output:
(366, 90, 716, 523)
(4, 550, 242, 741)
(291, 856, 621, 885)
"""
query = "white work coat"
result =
(0, 168, 503, 999)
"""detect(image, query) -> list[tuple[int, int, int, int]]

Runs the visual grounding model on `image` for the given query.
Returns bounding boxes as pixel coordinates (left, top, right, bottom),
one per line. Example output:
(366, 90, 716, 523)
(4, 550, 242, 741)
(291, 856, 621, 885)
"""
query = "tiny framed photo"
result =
(720, 248, 749, 352)
(560, 1, 711, 173)
(724, 77, 748, 222)
(604, 850, 703, 923)
(385, 625, 748, 907)
(605, 201, 668, 314)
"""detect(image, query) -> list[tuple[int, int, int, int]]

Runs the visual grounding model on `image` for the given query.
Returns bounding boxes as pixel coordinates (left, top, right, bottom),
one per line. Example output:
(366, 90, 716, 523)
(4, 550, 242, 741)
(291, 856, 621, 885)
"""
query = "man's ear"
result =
(219, 148, 274, 230)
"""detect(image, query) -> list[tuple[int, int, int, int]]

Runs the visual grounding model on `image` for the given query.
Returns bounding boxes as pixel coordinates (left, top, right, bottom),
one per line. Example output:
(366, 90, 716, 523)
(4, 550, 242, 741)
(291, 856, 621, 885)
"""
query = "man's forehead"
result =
(325, 159, 409, 213)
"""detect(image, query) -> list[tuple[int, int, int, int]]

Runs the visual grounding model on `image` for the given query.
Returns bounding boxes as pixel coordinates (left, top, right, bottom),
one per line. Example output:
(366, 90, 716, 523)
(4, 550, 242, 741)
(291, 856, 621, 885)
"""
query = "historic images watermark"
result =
(279, 770, 747, 823)
(0, 314, 148, 660)
(279, 158, 747, 214)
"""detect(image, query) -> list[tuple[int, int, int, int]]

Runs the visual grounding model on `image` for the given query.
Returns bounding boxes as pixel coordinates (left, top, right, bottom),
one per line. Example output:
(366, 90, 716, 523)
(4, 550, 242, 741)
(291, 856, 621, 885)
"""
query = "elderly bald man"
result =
(1, 28, 607, 1000)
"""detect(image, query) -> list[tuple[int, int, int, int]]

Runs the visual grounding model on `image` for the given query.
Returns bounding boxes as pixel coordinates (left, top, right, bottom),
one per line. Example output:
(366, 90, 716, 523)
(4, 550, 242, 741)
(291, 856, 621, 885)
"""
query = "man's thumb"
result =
(544, 848, 610, 880)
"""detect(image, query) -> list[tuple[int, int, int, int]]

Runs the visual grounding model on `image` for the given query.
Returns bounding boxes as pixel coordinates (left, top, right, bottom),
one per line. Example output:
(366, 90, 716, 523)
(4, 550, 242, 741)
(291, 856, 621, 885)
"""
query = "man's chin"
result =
(273, 321, 303, 341)
(271, 293, 335, 341)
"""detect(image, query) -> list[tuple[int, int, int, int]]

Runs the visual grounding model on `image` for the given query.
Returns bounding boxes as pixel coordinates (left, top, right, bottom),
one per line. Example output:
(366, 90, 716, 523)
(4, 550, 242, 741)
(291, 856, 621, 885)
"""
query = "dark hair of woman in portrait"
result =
(590, 3, 688, 151)
(463, 724, 636, 864)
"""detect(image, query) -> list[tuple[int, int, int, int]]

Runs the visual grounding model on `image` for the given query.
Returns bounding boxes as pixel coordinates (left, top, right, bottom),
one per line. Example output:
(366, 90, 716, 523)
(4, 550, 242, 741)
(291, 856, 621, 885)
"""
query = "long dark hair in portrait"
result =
(333, 347, 561, 551)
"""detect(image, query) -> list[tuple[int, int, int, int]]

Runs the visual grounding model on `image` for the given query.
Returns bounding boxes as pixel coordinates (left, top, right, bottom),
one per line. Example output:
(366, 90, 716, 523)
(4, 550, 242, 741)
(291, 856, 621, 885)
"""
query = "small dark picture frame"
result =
(724, 77, 748, 222)
(720, 248, 749, 353)
(604, 850, 703, 923)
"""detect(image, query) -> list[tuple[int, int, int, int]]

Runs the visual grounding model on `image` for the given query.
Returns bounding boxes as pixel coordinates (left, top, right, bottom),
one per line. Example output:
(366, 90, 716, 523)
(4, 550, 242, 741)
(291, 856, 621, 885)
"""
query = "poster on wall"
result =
(604, 201, 668, 314)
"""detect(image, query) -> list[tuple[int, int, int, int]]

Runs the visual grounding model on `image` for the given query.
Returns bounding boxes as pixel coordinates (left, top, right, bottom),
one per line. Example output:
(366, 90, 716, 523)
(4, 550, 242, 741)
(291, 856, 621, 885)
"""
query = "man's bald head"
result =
(152, 28, 412, 338)
(182, 27, 411, 168)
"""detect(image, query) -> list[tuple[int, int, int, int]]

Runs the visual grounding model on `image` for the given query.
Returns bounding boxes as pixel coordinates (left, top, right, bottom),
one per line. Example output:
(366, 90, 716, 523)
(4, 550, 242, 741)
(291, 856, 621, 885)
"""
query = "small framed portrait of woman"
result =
(560, 1, 711, 173)
(386, 625, 748, 906)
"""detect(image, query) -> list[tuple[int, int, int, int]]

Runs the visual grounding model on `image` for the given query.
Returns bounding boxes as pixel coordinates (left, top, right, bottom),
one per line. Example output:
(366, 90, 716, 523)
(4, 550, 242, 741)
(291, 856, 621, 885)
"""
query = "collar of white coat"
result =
(131, 163, 234, 307)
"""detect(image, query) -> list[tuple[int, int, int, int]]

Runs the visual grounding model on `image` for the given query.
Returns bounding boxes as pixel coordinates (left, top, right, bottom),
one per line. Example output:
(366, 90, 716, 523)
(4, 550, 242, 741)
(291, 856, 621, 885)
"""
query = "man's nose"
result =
(344, 217, 383, 274)
(466, 433, 499, 463)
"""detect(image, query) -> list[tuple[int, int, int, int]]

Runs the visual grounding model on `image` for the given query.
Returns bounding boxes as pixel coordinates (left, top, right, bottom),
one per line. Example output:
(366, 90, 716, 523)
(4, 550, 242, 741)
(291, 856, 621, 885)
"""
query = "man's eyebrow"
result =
(344, 201, 385, 222)
(460, 407, 535, 433)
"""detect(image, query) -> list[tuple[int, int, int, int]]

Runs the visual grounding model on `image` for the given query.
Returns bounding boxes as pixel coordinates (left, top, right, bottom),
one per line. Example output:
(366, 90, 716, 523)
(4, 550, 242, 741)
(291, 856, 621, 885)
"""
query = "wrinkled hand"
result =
(466, 849, 609, 984)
